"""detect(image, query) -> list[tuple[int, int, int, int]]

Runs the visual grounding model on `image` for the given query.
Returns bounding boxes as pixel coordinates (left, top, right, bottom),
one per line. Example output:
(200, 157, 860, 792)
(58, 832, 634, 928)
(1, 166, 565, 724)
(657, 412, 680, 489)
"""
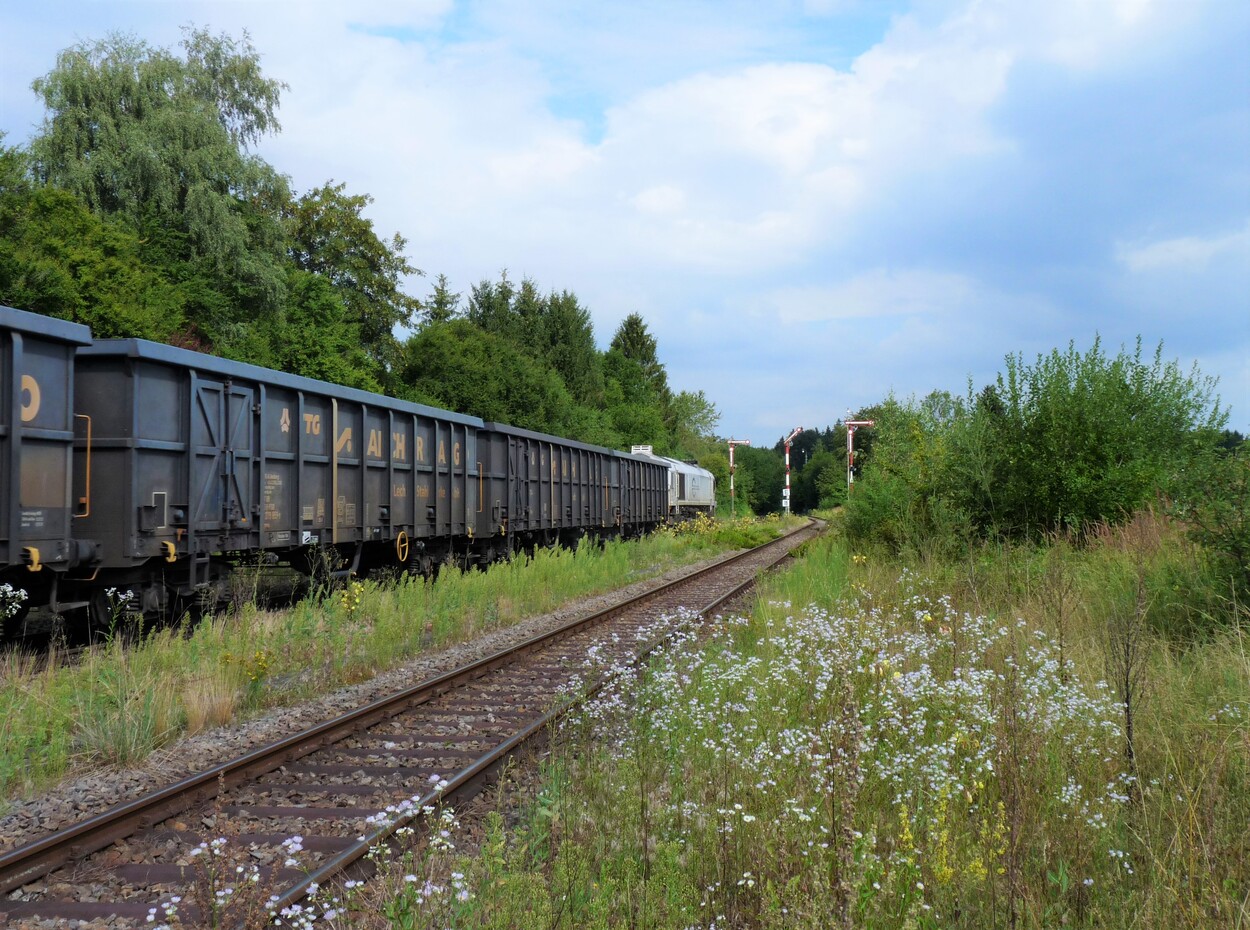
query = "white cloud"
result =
(486, 134, 598, 192)
(216, 0, 1209, 293)
(1023, 0, 1190, 71)
(1116, 221, 1250, 273)
(761, 270, 977, 324)
(240, 0, 1187, 286)
(742, 269, 1065, 340)
(632, 184, 687, 215)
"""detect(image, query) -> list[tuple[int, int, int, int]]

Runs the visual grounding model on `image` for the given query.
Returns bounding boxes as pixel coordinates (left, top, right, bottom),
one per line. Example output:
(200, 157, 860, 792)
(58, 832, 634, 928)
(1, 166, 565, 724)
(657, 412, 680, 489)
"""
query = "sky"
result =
(2, 0, 1248, 445)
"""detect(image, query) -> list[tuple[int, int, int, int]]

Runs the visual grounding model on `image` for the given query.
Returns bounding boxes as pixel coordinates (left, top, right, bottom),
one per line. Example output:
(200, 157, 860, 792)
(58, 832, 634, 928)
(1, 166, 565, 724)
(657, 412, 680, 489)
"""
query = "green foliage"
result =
(464, 272, 606, 410)
(29, 28, 291, 335)
(424, 273, 461, 324)
(846, 339, 1228, 554)
(839, 395, 978, 556)
(1176, 444, 1250, 603)
(403, 277, 704, 450)
(736, 445, 785, 514)
(669, 389, 720, 449)
(399, 320, 577, 432)
(0, 182, 184, 338)
(600, 347, 667, 447)
(984, 338, 1225, 533)
(465, 270, 519, 339)
(696, 451, 733, 511)
(610, 311, 672, 408)
(657, 512, 793, 549)
(841, 467, 899, 546)
(71, 649, 180, 766)
(540, 289, 605, 405)
(286, 180, 421, 373)
(760, 423, 857, 514)
(229, 269, 382, 391)
(793, 448, 844, 510)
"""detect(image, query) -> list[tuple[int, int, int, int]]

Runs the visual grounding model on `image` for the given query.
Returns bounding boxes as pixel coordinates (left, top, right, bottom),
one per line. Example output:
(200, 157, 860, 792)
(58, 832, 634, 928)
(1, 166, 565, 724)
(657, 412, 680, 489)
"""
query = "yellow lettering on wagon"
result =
(438, 440, 447, 465)
(416, 436, 425, 462)
(304, 413, 321, 435)
(368, 429, 383, 458)
(336, 427, 353, 454)
(392, 432, 407, 461)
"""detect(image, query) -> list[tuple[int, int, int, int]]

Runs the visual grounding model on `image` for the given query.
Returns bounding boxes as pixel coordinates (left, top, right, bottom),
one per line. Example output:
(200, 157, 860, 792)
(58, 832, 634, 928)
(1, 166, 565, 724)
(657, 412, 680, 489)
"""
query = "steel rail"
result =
(265, 520, 819, 919)
(0, 520, 816, 899)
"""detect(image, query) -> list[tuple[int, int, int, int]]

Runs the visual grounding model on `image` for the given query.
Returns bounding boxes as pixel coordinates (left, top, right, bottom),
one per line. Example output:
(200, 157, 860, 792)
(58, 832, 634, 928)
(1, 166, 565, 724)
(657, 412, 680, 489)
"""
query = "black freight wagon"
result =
(62, 337, 670, 620)
(70, 338, 486, 616)
(481, 423, 668, 552)
(0, 306, 93, 612)
(0, 305, 673, 628)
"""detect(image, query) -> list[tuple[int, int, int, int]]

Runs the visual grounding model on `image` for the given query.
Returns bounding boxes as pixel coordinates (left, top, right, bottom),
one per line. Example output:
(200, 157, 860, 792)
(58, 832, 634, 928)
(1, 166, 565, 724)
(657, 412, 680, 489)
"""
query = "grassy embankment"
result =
(336, 509, 1247, 929)
(0, 516, 787, 809)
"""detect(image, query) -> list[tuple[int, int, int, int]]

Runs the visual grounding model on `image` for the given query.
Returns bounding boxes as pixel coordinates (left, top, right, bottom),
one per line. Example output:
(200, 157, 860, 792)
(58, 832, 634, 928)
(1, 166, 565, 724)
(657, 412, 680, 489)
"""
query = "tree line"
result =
(8, 28, 1240, 547)
(0, 28, 723, 468)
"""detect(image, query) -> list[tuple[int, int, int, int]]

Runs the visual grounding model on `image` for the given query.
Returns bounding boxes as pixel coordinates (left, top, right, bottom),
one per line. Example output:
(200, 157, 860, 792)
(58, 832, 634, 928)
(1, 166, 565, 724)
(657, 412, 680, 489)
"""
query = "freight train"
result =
(1, 305, 708, 630)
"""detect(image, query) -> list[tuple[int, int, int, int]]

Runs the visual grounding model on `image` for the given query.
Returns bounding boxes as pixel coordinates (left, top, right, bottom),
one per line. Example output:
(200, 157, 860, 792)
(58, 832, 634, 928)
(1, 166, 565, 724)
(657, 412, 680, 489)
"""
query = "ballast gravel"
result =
(0, 555, 728, 857)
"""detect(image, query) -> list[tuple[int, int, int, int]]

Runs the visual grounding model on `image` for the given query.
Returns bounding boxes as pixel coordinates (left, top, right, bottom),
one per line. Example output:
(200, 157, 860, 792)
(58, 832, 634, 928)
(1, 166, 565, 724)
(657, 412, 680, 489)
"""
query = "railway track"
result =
(0, 520, 820, 926)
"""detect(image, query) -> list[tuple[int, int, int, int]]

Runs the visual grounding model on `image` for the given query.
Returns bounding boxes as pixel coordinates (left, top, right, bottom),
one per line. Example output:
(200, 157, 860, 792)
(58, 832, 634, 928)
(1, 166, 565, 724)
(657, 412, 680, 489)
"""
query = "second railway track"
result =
(0, 519, 821, 926)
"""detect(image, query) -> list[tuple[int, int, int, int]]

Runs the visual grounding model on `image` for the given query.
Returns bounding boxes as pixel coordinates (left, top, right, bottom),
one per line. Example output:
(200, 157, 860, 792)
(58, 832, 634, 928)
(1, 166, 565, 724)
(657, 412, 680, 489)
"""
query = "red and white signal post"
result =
(727, 439, 751, 516)
(845, 416, 875, 490)
(782, 427, 803, 512)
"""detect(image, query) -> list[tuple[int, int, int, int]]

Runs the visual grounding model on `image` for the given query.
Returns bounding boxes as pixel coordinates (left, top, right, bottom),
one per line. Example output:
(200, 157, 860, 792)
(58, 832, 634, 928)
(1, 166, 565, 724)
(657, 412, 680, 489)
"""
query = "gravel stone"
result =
(0, 556, 729, 855)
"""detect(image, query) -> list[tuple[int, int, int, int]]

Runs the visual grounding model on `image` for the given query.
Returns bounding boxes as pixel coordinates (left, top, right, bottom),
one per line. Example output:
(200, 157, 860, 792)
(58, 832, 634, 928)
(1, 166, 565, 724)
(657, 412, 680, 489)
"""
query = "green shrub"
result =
(846, 338, 1227, 555)
(985, 337, 1224, 534)
(1176, 445, 1250, 604)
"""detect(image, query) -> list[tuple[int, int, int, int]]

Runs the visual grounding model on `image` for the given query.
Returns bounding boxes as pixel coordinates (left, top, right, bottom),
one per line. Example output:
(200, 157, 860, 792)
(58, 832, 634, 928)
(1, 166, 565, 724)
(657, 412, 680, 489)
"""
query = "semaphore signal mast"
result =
(782, 427, 803, 513)
(845, 413, 875, 491)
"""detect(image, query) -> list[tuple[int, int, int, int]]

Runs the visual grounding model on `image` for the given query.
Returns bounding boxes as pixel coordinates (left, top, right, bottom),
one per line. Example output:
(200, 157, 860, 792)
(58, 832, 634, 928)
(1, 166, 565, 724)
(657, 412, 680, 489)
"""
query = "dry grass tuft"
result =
(182, 665, 242, 735)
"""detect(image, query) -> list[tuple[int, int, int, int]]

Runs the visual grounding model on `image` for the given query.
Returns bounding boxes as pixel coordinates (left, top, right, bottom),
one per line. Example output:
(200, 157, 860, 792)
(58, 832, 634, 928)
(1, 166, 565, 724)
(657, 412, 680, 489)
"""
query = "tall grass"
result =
(352, 513, 1247, 929)
(0, 530, 751, 808)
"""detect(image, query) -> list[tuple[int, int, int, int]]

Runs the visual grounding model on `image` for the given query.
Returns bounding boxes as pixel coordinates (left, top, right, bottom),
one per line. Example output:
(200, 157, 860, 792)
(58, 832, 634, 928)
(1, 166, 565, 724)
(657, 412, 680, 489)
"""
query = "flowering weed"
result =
(418, 538, 1141, 928)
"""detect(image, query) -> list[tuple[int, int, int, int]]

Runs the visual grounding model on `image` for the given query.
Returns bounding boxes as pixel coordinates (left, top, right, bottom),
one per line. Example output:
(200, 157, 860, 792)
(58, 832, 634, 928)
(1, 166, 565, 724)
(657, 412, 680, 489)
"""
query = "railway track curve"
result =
(0, 519, 821, 925)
